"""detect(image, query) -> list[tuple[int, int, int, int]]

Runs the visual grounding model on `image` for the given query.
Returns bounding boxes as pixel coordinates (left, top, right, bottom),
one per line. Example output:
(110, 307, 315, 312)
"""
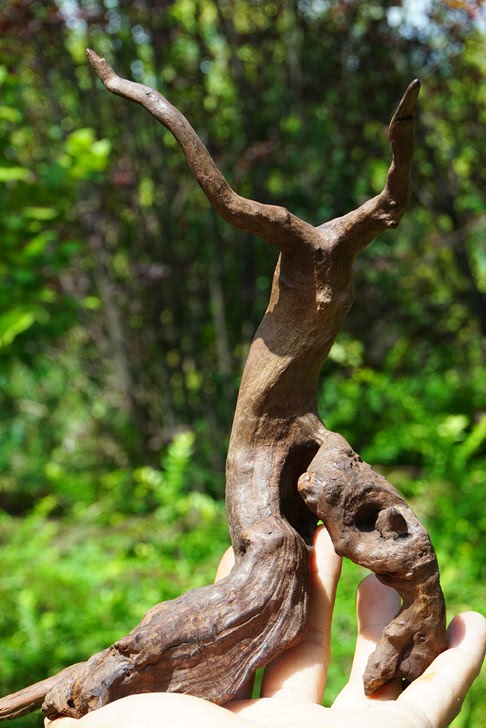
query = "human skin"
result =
(45, 527, 485, 728)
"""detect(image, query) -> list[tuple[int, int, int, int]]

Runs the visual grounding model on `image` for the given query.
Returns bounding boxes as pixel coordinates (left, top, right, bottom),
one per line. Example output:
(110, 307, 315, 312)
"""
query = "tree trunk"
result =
(0, 53, 446, 722)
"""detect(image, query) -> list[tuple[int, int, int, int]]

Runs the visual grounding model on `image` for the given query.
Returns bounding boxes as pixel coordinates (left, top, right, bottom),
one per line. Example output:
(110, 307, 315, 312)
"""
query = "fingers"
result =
(398, 611, 486, 728)
(333, 574, 401, 707)
(215, 546, 235, 583)
(259, 526, 342, 703)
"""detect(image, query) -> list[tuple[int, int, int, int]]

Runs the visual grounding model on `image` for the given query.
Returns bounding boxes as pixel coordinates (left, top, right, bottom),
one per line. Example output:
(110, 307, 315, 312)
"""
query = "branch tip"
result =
(390, 79, 420, 129)
(85, 49, 114, 84)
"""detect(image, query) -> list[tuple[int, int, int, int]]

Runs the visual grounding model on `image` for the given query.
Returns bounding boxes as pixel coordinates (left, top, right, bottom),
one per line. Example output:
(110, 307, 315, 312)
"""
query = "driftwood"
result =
(0, 51, 446, 722)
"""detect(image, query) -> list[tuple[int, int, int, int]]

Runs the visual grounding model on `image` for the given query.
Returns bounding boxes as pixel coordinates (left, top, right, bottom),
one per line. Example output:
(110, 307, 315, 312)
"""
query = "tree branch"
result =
(320, 79, 420, 255)
(86, 49, 318, 252)
(41, 516, 309, 720)
(0, 664, 84, 720)
(298, 429, 446, 694)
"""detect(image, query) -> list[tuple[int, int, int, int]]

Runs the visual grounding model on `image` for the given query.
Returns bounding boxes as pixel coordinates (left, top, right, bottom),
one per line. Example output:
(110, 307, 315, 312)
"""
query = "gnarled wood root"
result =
(0, 57, 448, 721)
(0, 664, 84, 721)
(298, 429, 447, 694)
(40, 516, 309, 720)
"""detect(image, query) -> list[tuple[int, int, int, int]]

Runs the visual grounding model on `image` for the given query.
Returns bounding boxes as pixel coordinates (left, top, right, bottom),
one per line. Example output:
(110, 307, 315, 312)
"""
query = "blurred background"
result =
(0, 0, 484, 725)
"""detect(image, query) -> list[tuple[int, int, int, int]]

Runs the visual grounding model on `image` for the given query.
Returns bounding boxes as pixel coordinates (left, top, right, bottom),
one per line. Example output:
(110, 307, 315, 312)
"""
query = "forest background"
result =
(0, 0, 484, 726)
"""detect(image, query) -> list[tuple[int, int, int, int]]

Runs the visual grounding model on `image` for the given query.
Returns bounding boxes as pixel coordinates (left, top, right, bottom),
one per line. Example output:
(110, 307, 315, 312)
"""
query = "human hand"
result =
(45, 527, 485, 728)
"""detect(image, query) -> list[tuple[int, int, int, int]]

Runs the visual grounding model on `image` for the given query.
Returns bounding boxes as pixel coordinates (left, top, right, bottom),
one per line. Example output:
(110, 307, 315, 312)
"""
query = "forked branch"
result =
(0, 53, 446, 723)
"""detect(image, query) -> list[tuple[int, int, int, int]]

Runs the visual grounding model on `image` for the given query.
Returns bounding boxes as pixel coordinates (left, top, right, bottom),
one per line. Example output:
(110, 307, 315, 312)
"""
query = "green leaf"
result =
(0, 166, 34, 183)
(24, 231, 57, 257)
(457, 415, 486, 464)
(0, 308, 37, 348)
(23, 207, 59, 221)
(91, 139, 111, 160)
(81, 296, 102, 310)
(65, 128, 96, 155)
(0, 106, 22, 123)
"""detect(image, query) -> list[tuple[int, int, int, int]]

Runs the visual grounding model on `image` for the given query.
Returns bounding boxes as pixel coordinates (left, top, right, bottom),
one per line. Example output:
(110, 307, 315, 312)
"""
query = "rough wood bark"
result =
(0, 52, 446, 721)
(298, 432, 446, 693)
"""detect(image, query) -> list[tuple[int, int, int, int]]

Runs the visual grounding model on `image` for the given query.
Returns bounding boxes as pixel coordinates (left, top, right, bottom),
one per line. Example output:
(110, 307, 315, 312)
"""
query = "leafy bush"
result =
(0, 432, 229, 728)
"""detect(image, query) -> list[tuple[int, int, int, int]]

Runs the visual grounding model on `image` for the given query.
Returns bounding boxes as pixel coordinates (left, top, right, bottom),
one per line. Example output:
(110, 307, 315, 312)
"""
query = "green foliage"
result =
(0, 55, 111, 356)
(0, 433, 229, 728)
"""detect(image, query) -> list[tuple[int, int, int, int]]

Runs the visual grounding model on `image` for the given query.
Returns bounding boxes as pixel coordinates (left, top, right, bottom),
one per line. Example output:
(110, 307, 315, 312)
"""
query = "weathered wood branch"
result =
(320, 79, 420, 255)
(298, 431, 447, 694)
(84, 50, 315, 253)
(0, 664, 84, 721)
(42, 516, 309, 719)
(0, 53, 446, 721)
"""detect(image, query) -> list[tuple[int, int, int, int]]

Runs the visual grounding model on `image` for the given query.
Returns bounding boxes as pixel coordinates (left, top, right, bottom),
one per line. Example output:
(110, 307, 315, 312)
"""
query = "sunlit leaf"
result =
(0, 105, 22, 123)
(0, 308, 37, 347)
(0, 166, 34, 183)
(23, 207, 59, 221)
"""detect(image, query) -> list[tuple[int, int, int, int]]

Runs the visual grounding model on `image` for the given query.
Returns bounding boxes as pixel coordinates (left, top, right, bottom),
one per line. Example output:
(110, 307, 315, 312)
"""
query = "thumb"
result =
(333, 574, 401, 706)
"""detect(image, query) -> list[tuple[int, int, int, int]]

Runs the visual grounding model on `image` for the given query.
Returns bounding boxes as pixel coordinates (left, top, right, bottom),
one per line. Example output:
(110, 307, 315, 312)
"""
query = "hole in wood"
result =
(355, 503, 381, 532)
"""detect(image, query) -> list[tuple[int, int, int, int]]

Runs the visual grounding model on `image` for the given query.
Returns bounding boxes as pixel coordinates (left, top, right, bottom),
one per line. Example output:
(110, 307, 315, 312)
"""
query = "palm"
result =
(225, 529, 483, 728)
(47, 528, 484, 728)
